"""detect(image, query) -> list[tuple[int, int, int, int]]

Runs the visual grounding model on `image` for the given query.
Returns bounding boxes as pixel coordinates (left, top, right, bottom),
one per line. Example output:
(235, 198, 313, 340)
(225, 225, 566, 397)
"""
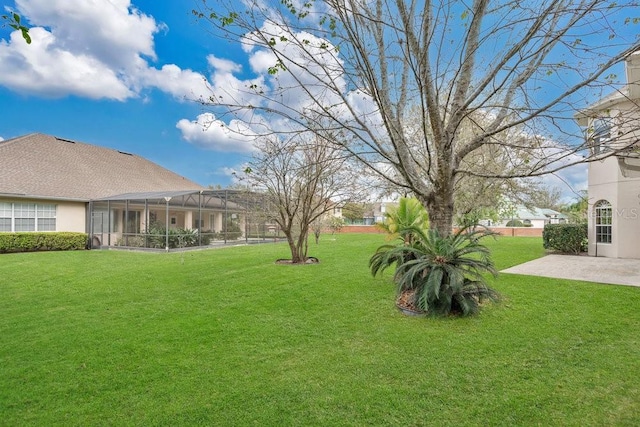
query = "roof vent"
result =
(55, 137, 76, 144)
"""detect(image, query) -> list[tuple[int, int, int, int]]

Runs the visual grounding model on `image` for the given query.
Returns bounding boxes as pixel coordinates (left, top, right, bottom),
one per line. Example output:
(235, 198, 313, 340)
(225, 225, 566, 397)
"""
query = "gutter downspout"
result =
(107, 200, 111, 246)
(88, 201, 93, 249)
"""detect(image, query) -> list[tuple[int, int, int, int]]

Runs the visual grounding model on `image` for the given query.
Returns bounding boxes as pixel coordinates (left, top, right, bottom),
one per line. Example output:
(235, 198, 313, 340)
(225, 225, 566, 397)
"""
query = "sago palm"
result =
(376, 197, 429, 245)
(370, 225, 499, 317)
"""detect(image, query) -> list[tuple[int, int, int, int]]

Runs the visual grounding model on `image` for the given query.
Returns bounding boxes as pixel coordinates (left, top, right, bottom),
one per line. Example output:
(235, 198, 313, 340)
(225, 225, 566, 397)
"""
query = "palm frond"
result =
(370, 219, 500, 317)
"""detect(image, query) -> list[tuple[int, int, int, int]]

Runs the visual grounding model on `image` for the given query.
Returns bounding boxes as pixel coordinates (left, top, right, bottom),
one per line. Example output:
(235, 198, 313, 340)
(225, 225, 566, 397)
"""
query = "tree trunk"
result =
(283, 229, 309, 263)
(419, 182, 455, 237)
(428, 199, 455, 237)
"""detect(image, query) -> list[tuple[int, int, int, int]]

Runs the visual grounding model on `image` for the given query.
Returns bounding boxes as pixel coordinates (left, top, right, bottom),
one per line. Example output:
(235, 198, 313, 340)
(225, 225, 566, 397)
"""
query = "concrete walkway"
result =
(501, 254, 640, 287)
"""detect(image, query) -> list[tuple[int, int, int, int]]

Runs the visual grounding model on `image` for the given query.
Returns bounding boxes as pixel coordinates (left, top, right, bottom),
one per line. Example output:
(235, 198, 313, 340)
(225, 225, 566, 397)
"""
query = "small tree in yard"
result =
(311, 216, 328, 244)
(328, 216, 345, 234)
(243, 131, 359, 263)
(341, 202, 366, 224)
(562, 191, 589, 225)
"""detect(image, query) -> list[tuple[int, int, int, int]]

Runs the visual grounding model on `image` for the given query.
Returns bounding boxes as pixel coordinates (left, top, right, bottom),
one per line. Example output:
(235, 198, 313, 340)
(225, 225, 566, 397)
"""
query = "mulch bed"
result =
(275, 257, 319, 265)
(395, 289, 426, 316)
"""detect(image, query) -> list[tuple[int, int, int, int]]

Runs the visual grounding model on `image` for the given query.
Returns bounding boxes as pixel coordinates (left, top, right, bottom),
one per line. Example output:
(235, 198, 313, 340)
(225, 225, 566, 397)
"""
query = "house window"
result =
(595, 200, 612, 244)
(0, 202, 12, 232)
(37, 204, 57, 231)
(0, 202, 57, 232)
(591, 118, 612, 155)
(14, 203, 36, 231)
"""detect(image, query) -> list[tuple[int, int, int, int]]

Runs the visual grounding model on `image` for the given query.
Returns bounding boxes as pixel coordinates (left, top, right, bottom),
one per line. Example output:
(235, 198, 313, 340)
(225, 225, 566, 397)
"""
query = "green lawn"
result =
(1, 234, 638, 426)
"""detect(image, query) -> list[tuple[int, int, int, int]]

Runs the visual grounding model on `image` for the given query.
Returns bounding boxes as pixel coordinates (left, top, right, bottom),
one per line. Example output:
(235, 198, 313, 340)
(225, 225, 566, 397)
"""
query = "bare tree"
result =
(194, 0, 640, 235)
(243, 130, 357, 263)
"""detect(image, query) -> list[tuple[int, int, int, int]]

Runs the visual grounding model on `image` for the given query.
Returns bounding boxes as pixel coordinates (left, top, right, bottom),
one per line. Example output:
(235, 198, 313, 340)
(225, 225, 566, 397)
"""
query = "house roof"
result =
(0, 133, 205, 201)
(575, 51, 640, 125)
(95, 190, 245, 210)
(511, 206, 568, 220)
(574, 90, 627, 125)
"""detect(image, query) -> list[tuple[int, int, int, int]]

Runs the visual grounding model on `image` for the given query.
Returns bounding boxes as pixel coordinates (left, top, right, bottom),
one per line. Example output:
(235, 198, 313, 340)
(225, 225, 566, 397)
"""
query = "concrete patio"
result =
(501, 254, 640, 287)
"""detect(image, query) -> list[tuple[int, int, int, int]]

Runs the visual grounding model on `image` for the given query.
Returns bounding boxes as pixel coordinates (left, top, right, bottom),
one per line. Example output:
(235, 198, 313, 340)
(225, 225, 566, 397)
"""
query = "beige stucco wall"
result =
(212, 212, 223, 231)
(584, 82, 640, 259)
(588, 156, 640, 259)
(588, 157, 619, 258)
(0, 197, 86, 233)
(56, 201, 87, 232)
(616, 178, 640, 258)
(578, 53, 640, 258)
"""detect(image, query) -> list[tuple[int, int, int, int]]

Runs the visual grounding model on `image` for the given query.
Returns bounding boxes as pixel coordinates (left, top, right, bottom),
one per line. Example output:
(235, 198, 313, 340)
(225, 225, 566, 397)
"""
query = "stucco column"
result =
(214, 213, 223, 232)
(185, 210, 193, 230)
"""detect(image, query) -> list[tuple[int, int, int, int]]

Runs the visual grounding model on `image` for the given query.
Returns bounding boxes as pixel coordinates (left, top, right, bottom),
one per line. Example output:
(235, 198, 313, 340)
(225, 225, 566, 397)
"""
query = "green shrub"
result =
(0, 232, 87, 253)
(505, 219, 524, 227)
(221, 222, 243, 240)
(370, 225, 499, 317)
(199, 231, 212, 246)
(115, 236, 146, 248)
(543, 223, 588, 254)
(144, 227, 209, 249)
(113, 224, 213, 250)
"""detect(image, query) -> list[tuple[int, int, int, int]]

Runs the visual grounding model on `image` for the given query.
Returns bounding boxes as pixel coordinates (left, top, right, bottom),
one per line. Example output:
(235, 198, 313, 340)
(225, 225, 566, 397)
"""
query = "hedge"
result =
(0, 232, 87, 253)
(542, 224, 588, 254)
(116, 228, 214, 249)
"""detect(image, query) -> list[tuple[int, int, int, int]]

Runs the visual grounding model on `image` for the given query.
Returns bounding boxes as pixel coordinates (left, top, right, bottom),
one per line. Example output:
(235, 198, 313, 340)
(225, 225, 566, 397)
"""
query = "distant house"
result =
(575, 51, 640, 259)
(0, 133, 243, 248)
(340, 201, 399, 225)
(496, 205, 567, 228)
(369, 201, 398, 224)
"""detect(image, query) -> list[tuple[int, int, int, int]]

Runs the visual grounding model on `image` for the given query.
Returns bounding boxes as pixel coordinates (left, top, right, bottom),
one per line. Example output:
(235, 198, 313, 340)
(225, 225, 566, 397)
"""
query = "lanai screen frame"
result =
(89, 189, 279, 251)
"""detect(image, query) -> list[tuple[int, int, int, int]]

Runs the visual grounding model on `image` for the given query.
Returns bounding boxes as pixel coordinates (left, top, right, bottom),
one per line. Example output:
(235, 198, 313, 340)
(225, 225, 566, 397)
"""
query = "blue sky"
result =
(0, 0, 252, 188)
(1, 0, 618, 200)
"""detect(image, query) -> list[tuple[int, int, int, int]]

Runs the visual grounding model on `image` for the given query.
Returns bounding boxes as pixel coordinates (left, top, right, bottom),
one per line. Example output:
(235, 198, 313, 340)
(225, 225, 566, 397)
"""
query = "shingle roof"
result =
(512, 206, 568, 220)
(0, 133, 206, 201)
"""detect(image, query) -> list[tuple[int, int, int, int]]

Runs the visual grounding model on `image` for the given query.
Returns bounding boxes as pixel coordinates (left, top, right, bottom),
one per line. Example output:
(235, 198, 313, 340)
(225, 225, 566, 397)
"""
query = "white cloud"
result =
(207, 55, 242, 74)
(16, 0, 158, 67)
(176, 113, 257, 153)
(0, 28, 133, 100)
(0, 0, 210, 101)
(176, 23, 367, 146)
(0, 136, 4, 142)
(141, 65, 210, 101)
(243, 25, 349, 115)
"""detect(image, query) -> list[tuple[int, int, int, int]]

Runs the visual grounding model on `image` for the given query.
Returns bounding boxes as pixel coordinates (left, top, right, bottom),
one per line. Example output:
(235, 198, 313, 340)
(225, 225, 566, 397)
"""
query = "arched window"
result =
(595, 200, 612, 244)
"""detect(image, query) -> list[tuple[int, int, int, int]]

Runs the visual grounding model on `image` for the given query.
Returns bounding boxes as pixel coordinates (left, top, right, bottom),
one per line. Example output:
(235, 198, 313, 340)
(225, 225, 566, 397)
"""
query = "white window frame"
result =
(594, 200, 612, 244)
(0, 202, 57, 232)
(591, 117, 612, 155)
